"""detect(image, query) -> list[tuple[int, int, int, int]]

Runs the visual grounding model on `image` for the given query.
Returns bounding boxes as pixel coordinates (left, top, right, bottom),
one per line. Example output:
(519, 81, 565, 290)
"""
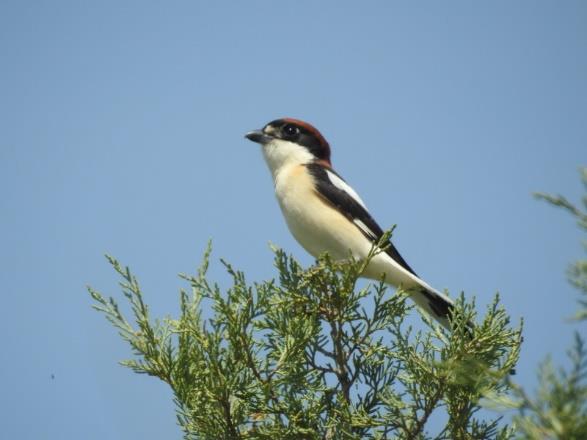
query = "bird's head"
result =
(245, 118, 331, 174)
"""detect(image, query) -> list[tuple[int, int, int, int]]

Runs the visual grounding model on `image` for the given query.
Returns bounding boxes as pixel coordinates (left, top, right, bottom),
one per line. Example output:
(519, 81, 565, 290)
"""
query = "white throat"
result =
(261, 139, 314, 182)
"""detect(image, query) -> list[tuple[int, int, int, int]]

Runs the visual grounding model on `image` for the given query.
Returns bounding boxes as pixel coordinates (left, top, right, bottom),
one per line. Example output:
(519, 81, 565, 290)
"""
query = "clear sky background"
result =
(1, 1, 586, 438)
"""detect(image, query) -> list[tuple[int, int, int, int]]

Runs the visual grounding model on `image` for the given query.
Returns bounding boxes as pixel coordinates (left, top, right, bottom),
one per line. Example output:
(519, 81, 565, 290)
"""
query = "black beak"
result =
(245, 129, 272, 144)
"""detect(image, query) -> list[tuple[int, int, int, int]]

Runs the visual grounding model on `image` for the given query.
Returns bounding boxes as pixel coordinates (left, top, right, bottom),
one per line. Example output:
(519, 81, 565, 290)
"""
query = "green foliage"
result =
(511, 167, 587, 439)
(89, 240, 521, 439)
(512, 334, 587, 440)
(534, 167, 587, 321)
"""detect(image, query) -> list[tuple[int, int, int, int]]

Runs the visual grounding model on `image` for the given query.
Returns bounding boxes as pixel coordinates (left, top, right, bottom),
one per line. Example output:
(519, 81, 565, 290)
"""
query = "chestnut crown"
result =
(263, 118, 331, 163)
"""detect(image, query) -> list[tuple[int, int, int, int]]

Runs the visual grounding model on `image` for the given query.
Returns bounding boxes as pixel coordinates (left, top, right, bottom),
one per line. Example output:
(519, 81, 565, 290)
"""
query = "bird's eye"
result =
(282, 124, 299, 138)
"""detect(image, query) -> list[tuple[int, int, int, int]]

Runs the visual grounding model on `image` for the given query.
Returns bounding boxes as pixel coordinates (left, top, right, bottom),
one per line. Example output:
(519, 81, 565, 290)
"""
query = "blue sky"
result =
(1, 1, 586, 438)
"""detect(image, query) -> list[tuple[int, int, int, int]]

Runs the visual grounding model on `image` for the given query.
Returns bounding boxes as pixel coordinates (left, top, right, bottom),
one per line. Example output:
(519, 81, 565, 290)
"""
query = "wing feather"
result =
(306, 163, 418, 277)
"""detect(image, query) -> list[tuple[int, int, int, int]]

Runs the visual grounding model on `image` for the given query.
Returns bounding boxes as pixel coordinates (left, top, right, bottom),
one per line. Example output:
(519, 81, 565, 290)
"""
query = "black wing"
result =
(306, 163, 418, 277)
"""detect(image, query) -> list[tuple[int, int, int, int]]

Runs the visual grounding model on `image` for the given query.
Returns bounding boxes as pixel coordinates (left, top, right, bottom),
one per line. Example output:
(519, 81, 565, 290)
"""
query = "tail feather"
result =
(410, 287, 474, 336)
(410, 287, 454, 330)
(419, 288, 454, 322)
(366, 252, 473, 333)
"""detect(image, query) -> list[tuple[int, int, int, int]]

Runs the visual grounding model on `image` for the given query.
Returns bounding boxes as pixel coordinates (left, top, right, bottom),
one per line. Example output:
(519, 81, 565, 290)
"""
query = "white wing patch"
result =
(353, 219, 378, 241)
(325, 169, 368, 209)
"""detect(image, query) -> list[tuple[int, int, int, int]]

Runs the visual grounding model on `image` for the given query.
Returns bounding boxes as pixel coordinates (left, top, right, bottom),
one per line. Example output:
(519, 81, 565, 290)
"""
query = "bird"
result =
(245, 117, 458, 330)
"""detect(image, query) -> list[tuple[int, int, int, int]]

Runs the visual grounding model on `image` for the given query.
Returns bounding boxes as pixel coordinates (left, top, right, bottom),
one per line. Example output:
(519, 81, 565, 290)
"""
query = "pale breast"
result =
(273, 164, 372, 260)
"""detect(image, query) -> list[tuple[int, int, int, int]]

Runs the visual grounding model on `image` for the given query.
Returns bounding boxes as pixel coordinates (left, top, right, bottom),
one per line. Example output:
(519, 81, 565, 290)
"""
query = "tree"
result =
(510, 168, 587, 439)
(89, 230, 521, 439)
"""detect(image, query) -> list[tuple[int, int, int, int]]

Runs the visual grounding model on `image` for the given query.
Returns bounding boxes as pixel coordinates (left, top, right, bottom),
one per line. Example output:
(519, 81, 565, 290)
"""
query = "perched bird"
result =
(245, 118, 457, 329)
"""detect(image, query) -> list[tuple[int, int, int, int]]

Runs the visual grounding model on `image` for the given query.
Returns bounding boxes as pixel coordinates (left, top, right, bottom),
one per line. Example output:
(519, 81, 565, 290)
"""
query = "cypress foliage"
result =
(511, 168, 587, 439)
(89, 235, 521, 439)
